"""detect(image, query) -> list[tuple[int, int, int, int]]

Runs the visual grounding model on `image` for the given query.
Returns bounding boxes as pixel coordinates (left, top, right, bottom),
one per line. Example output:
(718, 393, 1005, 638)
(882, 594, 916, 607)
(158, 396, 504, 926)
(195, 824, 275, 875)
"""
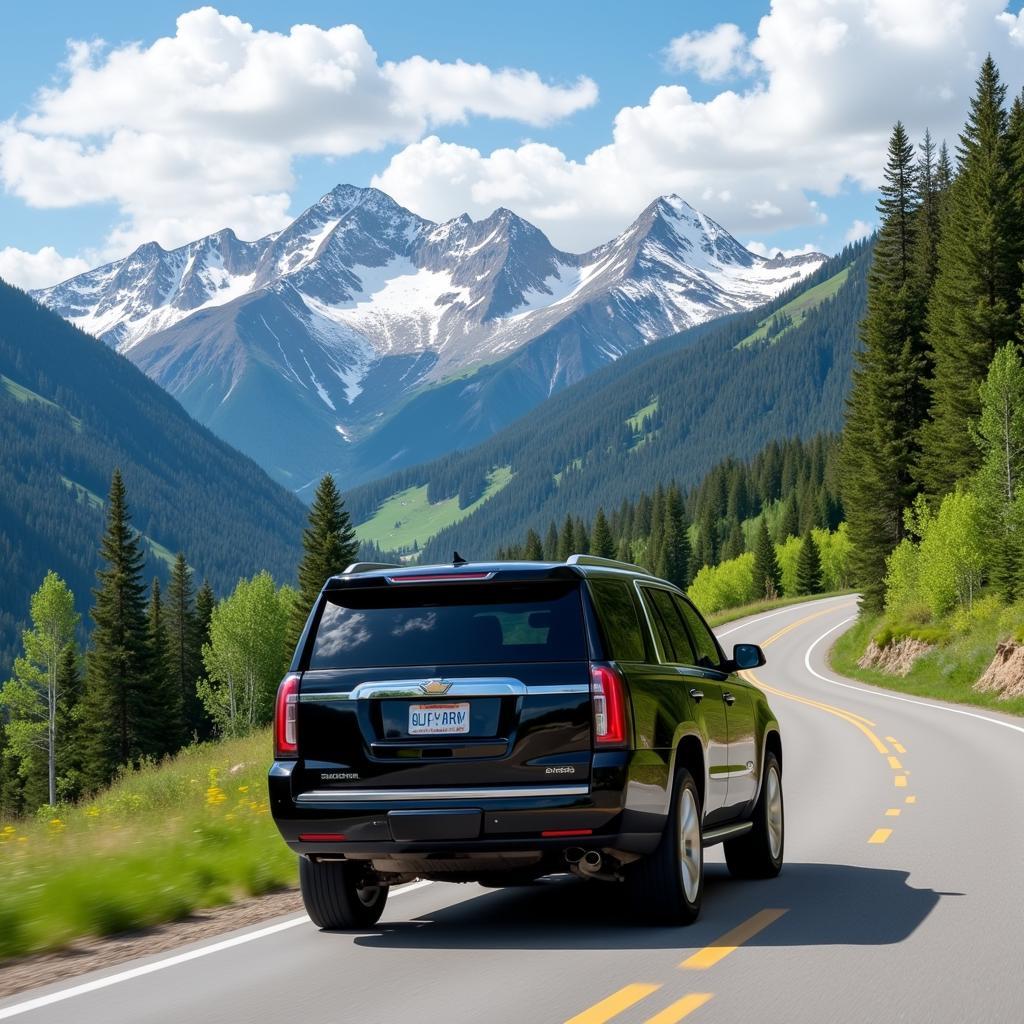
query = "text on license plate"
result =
(408, 702, 471, 735)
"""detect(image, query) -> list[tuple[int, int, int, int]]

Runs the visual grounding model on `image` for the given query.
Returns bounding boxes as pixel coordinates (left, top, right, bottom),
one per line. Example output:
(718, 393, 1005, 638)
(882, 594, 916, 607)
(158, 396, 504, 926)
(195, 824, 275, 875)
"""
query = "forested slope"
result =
(0, 280, 305, 673)
(347, 238, 870, 562)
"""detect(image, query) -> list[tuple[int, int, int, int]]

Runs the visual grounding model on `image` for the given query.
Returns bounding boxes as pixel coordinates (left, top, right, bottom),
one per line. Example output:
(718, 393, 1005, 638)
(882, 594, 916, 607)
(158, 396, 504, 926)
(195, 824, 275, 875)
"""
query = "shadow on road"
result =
(351, 862, 952, 952)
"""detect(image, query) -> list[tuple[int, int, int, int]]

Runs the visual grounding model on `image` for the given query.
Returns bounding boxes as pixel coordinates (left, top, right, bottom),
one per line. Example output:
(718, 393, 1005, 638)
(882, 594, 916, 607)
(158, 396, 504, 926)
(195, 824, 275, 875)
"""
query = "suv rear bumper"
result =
(269, 753, 662, 858)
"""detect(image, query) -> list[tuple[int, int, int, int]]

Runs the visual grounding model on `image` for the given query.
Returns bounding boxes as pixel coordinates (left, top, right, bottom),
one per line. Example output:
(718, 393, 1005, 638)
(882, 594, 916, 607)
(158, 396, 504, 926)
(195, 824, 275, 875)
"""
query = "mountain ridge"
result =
(34, 187, 826, 491)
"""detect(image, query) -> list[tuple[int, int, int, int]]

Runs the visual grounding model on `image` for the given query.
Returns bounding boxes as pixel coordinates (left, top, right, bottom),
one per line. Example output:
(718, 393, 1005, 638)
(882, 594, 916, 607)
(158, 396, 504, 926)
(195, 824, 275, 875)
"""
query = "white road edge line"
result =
(0, 880, 434, 1020)
(716, 595, 849, 638)
(804, 617, 1024, 737)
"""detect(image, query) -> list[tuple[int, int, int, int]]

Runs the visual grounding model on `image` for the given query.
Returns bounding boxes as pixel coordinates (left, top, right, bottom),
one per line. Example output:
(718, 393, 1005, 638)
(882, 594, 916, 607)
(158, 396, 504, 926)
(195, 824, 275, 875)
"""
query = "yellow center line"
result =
(643, 994, 714, 1024)
(760, 602, 858, 647)
(680, 908, 788, 970)
(746, 671, 890, 754)
(886, 737, 907, 754)
(905, 795, 917, 804)
(564, 984, 661, 1024)
(868, 828, 893, 844)
(885, 808, 901, 816)
(894, 775, 907, 787)
(887, 756, 903, 770)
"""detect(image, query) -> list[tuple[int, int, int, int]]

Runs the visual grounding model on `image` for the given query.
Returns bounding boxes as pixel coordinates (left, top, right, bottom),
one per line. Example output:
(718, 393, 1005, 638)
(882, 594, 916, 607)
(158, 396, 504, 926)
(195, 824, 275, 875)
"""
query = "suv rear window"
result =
(308, 582, 586, 669)
(589, 579, 646, 662)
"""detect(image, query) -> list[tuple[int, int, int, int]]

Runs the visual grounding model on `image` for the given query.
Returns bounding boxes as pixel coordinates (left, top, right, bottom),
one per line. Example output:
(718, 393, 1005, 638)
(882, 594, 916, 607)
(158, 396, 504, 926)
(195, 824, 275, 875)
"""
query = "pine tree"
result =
(544, 521, 559, 561)
(556, 515, 576, 561)
(776, 493, 799, 543)
(575, 517, 590, 555)
(720, 518, 745, 562)
(523, 528, 544, 560)
(840, 121, 928, 610)
(166, 553, 206, 741)
(795, 530, 824, 596)
(145, 577, 184, 756)
(0, 720, 25, 818)
(54, 645, 83, 801)
(913, 128, 942, 297)
(656, 488, 692, 588)
(196, 579, 215, 647)
(752, 519, 782, 600)
(590, 508, 615, 559)
(79, 470, 152, 791)
(919, 57, 1022, 495)
(287, 475, 358, 655)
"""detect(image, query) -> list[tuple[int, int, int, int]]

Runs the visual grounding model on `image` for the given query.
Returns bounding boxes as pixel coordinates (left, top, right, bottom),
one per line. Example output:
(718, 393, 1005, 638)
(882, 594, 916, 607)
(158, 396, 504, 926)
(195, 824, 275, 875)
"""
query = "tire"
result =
(724, 751, 784, 879)
(624, 767, 703, 925)
(299, 857, 389, 929)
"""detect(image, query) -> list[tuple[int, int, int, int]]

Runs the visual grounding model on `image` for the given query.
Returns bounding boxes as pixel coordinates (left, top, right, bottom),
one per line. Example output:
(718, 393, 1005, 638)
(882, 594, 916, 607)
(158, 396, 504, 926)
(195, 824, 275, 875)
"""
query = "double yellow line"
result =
(741, 602, 891, 756)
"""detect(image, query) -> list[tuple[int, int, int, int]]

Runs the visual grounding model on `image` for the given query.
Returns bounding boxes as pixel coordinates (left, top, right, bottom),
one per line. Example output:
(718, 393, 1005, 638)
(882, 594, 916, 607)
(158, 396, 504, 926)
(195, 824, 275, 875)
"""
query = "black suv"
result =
(269, 556, 783, 928)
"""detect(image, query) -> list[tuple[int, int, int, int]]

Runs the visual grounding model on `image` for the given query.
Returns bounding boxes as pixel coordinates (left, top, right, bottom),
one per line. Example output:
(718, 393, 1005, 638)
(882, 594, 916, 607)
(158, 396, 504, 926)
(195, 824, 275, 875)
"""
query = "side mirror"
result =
(732, 643, 766, 671)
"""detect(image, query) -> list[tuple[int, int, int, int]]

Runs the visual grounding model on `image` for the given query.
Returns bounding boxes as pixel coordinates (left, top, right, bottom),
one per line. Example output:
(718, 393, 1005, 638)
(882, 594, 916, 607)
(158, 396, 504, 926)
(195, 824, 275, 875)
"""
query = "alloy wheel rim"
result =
(766, 766, 783, 860)
(356, 883, 381, 907)
(678, 787, 701, 903)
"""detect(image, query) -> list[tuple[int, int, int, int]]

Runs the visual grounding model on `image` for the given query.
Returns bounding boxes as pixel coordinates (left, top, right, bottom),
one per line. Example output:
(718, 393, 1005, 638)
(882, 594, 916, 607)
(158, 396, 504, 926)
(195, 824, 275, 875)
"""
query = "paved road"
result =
(4, 594, 1023, 1023)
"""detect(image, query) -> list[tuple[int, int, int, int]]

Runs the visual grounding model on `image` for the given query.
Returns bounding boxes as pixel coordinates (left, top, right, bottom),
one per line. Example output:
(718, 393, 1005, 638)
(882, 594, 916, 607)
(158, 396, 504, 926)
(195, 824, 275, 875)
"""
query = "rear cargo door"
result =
(294, 579, 593, 795)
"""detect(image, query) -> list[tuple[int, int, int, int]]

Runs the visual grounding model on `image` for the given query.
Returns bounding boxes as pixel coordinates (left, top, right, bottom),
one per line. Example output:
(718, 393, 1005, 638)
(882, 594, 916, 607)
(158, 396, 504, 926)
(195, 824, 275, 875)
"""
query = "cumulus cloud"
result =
(745, 240, 820, 259)
(997, 8, 1024, 44)
(845, 218, 875, 242)
(0, 246, 90, 290)
(666, 23, 753, 81)
(375, 0, 1024, 252)
(0, 6, 596, 254)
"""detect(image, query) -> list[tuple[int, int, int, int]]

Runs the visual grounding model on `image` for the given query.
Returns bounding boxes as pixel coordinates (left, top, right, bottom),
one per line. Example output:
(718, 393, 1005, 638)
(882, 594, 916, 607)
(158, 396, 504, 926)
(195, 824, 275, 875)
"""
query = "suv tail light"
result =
(274, 675, 300, 758)
(590, 664, 627, 747)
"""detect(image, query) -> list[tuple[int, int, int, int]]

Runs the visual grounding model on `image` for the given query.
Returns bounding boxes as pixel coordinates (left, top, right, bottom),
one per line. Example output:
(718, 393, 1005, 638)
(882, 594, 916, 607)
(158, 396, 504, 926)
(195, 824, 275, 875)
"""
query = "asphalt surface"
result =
(3, 594, 1023, 1024)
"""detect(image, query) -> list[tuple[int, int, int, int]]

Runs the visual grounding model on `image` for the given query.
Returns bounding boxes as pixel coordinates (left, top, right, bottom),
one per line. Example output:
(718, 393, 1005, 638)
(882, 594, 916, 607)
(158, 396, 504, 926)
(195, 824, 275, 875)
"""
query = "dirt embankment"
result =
(974, 641, 1024, 700)
(858, 637, 935, 676)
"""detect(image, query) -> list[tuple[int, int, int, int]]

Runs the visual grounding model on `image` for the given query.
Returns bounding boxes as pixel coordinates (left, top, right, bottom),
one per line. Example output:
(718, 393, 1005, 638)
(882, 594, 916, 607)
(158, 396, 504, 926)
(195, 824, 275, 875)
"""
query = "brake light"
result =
(541, 829, 594, 837)
(274, 675, 300, 758)
(386, 572, 494, 583)
(591, 664, 627, 746)
(298, 833, 347, 842)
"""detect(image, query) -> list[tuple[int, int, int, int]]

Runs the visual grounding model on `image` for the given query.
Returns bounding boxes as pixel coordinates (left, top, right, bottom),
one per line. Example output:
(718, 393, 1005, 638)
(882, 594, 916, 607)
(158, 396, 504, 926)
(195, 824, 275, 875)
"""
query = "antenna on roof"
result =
(452, 551, 468, 566)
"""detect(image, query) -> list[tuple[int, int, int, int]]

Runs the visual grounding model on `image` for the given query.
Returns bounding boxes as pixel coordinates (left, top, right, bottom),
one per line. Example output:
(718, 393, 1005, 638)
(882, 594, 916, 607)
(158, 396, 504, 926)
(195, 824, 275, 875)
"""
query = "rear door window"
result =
(589, 579, 646, 662)
(641, 587, 699, 665)
(308, 582, 586, 669)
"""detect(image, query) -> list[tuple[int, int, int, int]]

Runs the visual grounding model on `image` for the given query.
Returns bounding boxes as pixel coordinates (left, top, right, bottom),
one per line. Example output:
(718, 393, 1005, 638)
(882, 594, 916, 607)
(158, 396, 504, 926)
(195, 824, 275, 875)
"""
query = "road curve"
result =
(3, 594, 1022, 1024)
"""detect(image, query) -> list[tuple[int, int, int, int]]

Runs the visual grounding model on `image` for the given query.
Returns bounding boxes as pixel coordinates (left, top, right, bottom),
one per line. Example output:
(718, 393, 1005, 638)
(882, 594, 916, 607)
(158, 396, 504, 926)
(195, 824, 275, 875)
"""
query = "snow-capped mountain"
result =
(34, 186, 825, 490)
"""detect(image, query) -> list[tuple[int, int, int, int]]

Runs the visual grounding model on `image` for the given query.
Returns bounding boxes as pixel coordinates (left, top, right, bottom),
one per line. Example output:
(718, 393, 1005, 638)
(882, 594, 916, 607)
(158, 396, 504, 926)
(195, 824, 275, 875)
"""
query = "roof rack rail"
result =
(342, 561, 402, 574)
(565, 553, 650, 574)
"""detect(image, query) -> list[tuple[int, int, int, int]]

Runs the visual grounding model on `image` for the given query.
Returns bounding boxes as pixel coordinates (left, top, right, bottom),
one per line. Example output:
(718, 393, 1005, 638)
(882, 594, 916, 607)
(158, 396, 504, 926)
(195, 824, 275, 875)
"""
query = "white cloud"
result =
(997, 8, 1024, 45)
(666, 23, 753, 81)
(745, 240, 819, 258)
(845, 218, 874, 242)
(375, 0, 1024, 252)
(0, 7, 596, 255)
(0, 246, 91, 290)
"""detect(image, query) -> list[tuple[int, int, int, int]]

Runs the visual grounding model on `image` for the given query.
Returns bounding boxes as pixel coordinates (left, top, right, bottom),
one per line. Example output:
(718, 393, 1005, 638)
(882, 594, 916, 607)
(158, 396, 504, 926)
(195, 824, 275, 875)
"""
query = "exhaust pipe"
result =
(580, 850, 603, 873)
(564, 847, 585, 865)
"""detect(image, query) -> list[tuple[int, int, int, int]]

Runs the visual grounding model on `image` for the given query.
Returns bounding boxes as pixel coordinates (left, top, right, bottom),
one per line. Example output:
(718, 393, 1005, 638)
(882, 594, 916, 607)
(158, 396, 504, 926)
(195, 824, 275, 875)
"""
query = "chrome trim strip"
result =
(702, 821, 753, 846)
(296, 784, 590, 804)
(299, 682, 589, 703)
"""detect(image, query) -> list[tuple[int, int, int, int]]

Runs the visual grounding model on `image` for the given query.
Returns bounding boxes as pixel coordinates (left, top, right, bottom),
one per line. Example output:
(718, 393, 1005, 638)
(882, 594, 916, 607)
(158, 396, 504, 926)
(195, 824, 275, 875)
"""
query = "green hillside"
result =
(736, 266, 851, 347)
(0, 279, 306, 674)
(345, 238, 870, 562)
(355, 466, 513, 551)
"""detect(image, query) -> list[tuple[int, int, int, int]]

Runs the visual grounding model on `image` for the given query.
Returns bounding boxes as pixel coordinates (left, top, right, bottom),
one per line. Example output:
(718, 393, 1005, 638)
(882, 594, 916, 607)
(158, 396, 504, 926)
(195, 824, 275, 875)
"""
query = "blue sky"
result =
(2, 1, 1023, 287)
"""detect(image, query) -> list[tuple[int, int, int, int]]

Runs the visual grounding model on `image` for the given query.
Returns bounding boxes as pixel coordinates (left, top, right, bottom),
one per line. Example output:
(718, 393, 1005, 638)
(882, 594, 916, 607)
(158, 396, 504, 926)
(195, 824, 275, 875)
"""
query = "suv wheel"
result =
(299, 857, 389, 929)
(724, 752, 784, 879)
(624, 767, 703, 924)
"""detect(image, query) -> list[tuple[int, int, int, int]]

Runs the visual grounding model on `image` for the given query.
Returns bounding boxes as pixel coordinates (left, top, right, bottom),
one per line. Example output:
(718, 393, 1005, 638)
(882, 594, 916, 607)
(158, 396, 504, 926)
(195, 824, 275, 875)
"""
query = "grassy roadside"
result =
(830, 604, 1024, 718)
(0, 730, 294, 960)
(703, 590, 854, 629)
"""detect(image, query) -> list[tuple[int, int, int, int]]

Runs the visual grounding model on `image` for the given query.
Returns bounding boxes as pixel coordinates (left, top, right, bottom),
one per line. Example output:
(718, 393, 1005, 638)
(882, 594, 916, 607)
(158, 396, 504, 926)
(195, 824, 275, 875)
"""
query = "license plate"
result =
(408, 702, 471, 735)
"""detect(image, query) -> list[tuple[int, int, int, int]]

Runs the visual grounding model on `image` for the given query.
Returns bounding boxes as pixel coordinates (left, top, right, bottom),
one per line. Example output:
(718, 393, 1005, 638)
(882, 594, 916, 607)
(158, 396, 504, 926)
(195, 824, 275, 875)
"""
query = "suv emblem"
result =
(420, 679, 452, 695)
